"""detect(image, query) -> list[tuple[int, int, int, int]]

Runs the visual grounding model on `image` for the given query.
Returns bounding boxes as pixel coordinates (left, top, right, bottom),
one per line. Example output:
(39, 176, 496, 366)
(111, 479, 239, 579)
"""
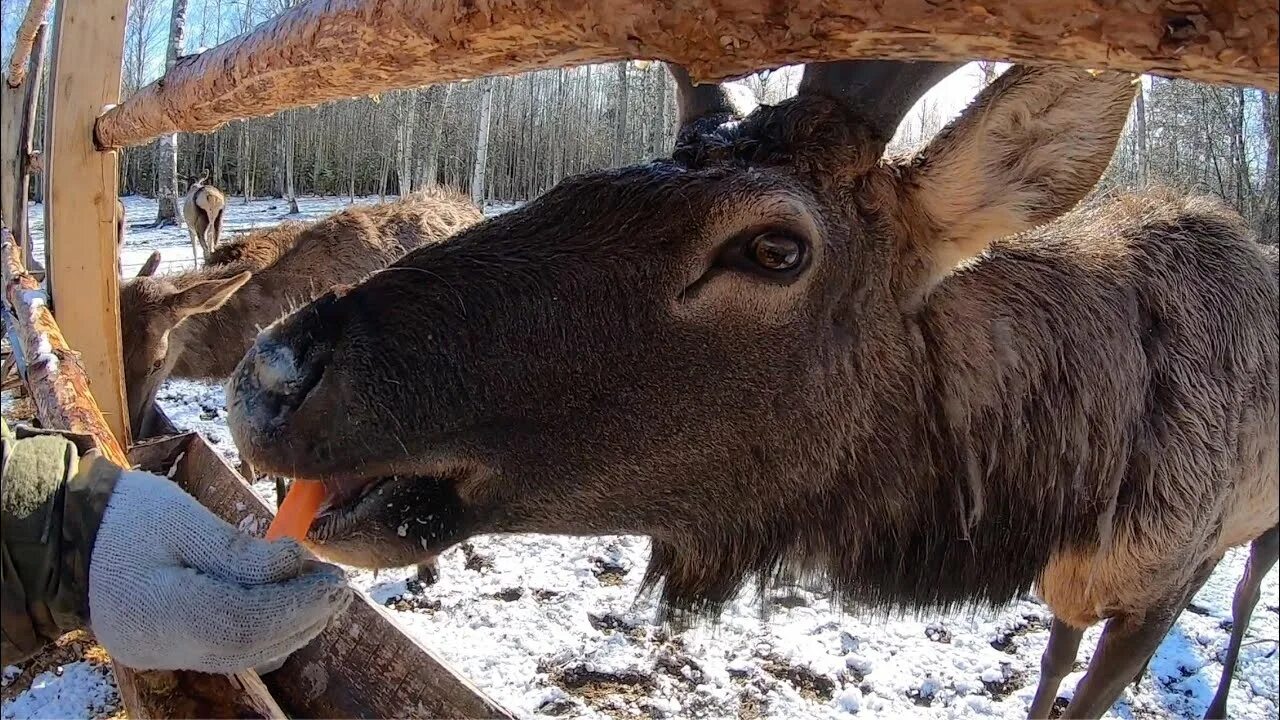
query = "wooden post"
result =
(1, 22, 48, 273)
(3, 227, 288, 719)
(43, 0, 130, 446)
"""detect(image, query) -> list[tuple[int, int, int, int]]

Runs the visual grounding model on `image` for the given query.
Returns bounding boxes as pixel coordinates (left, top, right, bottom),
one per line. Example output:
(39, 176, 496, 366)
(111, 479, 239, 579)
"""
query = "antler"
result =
(667, 64, 739, 134)
(798, 60, 965, 143)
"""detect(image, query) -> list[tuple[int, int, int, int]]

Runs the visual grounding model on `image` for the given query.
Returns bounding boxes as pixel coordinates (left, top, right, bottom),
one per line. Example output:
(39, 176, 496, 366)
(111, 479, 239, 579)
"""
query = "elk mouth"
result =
(301, 464, 481, 568)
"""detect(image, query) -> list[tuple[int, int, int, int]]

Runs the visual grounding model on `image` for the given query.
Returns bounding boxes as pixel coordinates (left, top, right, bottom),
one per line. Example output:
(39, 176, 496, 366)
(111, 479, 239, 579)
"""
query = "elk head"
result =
(121, 269, 250, 437)
(228, 62, 1135, 614)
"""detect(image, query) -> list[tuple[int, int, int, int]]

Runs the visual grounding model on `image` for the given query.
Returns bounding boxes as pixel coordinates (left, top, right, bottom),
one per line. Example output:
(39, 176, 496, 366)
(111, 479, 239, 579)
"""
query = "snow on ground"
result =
(4, 196, 1278, 719)
(0, 662, 118, 720)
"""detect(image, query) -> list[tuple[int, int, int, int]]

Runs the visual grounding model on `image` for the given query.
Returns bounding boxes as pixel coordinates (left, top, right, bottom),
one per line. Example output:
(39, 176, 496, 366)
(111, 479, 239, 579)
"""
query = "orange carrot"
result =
(265, 480, 326, 541)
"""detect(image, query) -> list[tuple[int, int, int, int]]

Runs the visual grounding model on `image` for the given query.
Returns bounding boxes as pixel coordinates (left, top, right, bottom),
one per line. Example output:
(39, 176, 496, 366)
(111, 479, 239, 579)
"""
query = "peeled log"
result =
(3, 0, 52, 88)
(95, 0, 1279, 149)
(1, 227, 287, 720)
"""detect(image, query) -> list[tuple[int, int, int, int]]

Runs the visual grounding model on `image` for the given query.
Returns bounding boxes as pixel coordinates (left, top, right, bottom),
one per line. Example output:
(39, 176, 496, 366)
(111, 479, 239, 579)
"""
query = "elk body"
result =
(182, 172, 227, 262)
(227, 64, 1278, 719)
(123, 187, 482, 438)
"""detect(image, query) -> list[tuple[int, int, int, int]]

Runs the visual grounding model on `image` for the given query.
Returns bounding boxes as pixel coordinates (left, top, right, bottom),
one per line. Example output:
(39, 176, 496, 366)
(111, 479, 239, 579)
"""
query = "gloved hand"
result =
(88, 470, 352, 673)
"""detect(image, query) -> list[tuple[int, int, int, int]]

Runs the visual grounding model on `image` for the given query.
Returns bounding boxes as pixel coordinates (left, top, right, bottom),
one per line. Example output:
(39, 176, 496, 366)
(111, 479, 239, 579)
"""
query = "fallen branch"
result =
(1, 226, 287, 719)
(94, 0, 1279, 149)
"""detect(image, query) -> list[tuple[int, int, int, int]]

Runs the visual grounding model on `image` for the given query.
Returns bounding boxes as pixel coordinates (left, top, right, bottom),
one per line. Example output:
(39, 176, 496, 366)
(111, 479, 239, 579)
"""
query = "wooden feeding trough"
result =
(4, 227, 513, 718)
(3, 0, 1276, 716)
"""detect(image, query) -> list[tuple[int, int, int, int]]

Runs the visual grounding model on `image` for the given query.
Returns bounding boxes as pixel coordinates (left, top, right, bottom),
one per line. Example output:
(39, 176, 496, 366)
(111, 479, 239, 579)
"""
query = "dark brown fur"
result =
(227, 66, 1278, 717)
(122, 187, 482, 437)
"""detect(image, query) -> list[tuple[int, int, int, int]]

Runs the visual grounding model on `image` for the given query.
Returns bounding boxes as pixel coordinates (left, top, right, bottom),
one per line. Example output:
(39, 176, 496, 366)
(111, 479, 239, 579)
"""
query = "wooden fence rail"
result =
(94, 0, 1279, 149)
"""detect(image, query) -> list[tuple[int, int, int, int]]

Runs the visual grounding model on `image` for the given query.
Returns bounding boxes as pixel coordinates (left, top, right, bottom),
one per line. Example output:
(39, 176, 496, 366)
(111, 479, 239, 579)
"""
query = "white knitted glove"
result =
(88, 470, 352, 673)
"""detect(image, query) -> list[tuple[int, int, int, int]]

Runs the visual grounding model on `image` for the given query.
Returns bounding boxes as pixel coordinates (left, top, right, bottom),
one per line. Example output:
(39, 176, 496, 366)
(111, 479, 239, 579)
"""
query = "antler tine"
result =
(667, 63, 739, 132)
(798, 60, 965, 143)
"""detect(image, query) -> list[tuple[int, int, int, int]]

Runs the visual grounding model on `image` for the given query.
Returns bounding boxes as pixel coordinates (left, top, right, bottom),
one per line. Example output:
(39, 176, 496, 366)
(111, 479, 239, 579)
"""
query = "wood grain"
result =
(42, 0, 130, 445)
(94, 0, 1279, 149)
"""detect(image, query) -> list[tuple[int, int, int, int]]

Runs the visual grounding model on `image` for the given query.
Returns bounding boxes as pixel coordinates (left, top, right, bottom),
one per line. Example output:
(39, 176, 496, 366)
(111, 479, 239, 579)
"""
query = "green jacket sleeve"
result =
(1, 419, 121, 666)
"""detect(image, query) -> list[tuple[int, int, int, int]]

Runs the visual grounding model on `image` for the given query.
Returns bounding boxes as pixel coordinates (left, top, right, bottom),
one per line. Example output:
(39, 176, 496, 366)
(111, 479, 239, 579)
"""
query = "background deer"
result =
(182, 170, 226, 262)
(124, 186, 481, 438)
(227, 63, 1278, 719)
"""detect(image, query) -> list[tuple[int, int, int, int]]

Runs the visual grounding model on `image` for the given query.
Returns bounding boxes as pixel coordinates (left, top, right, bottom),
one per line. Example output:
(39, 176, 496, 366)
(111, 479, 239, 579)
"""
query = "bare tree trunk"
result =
(612, 62, 629, 166)
(977, 60, 999, 88)
(378, 153, 390, 201)
(347, 110, 358, 202)
(395, 90, 417, 195)
(283, 112, 299, 212)
(1231, 87, 1250, 212)
(311, 113, 324, 192)
(1134, 79, 1149, 184)
(1261, 91, 1279, 243)
(418, 84, 453, 188)
(238, 121, 251, 203)
(153, 0, 190, 227)
(470, 79, 494, 205)
(552, 69, 567, 183)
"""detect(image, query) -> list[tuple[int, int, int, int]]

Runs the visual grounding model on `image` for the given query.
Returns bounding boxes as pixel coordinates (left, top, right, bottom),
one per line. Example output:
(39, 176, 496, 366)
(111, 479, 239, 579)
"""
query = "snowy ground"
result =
(4, 196, 1278, 720)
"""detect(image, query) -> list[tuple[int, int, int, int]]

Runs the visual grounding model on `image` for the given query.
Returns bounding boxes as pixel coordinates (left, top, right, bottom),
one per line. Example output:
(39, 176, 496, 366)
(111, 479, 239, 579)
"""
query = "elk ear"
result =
(904, 66, 1135, 282)
(166, 271, 251, 320)
(136, 251, 162, 278)
(667, 64, 740, 137)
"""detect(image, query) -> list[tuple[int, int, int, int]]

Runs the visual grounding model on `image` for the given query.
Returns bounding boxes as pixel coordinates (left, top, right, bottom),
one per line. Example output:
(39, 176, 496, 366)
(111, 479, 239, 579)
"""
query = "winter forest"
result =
(1, 0, 1277, 244)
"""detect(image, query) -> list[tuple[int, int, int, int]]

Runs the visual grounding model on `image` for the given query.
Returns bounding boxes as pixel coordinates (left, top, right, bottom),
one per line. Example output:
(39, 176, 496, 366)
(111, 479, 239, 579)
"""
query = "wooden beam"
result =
(129, 431, 517, 719)
(94, 0, 1279, 149)
(43, 0, 129, 446)
(1, 22, 48, 272)
(2, 227, 129, 467)
(3, 227, 288, 720)
(4, 0, 52, 88)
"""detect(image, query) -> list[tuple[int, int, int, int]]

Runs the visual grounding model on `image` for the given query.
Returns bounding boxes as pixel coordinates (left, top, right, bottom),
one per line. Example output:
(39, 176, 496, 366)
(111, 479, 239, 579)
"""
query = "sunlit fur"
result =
(229, 67, 1278, 639)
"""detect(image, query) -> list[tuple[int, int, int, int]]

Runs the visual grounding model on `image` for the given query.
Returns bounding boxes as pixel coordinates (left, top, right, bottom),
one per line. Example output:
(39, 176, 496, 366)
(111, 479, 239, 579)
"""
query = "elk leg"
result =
(1027, 617, 1083, 719)
(1064, 553, 1222, 719)
(1205, 525, 1279, 720)
(187, 224, 202, 264)
(1133, 556, 1220, 690)
(1061, 610, 1178, 719)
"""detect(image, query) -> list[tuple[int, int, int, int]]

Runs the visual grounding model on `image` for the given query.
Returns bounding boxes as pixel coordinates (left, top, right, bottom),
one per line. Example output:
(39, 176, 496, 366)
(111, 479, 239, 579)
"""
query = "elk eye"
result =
(151, 358, 165, 372)
(746, 232, 804, 273)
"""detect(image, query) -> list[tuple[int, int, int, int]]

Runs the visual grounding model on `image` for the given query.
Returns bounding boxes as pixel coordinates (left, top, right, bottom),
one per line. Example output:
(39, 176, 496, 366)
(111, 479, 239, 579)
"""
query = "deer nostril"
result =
(253, 341, 300, 393)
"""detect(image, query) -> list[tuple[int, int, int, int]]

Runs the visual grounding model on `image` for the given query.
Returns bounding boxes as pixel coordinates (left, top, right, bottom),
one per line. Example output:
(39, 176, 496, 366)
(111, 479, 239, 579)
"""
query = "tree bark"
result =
(395, 90, 417, 195)
(1, 23, 48, 273)
(283, 112, 299, 212)
(1261, 91, 1279, 242)
(613, 62, 629, 166)
(470, 80, 494, 205)
(154, 0, 190, 227)
(1134, 80, 1149, 184)
(417, 84, 453, 188)
(4, 0, 53, 88)
(95, 0, 1279, 149)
